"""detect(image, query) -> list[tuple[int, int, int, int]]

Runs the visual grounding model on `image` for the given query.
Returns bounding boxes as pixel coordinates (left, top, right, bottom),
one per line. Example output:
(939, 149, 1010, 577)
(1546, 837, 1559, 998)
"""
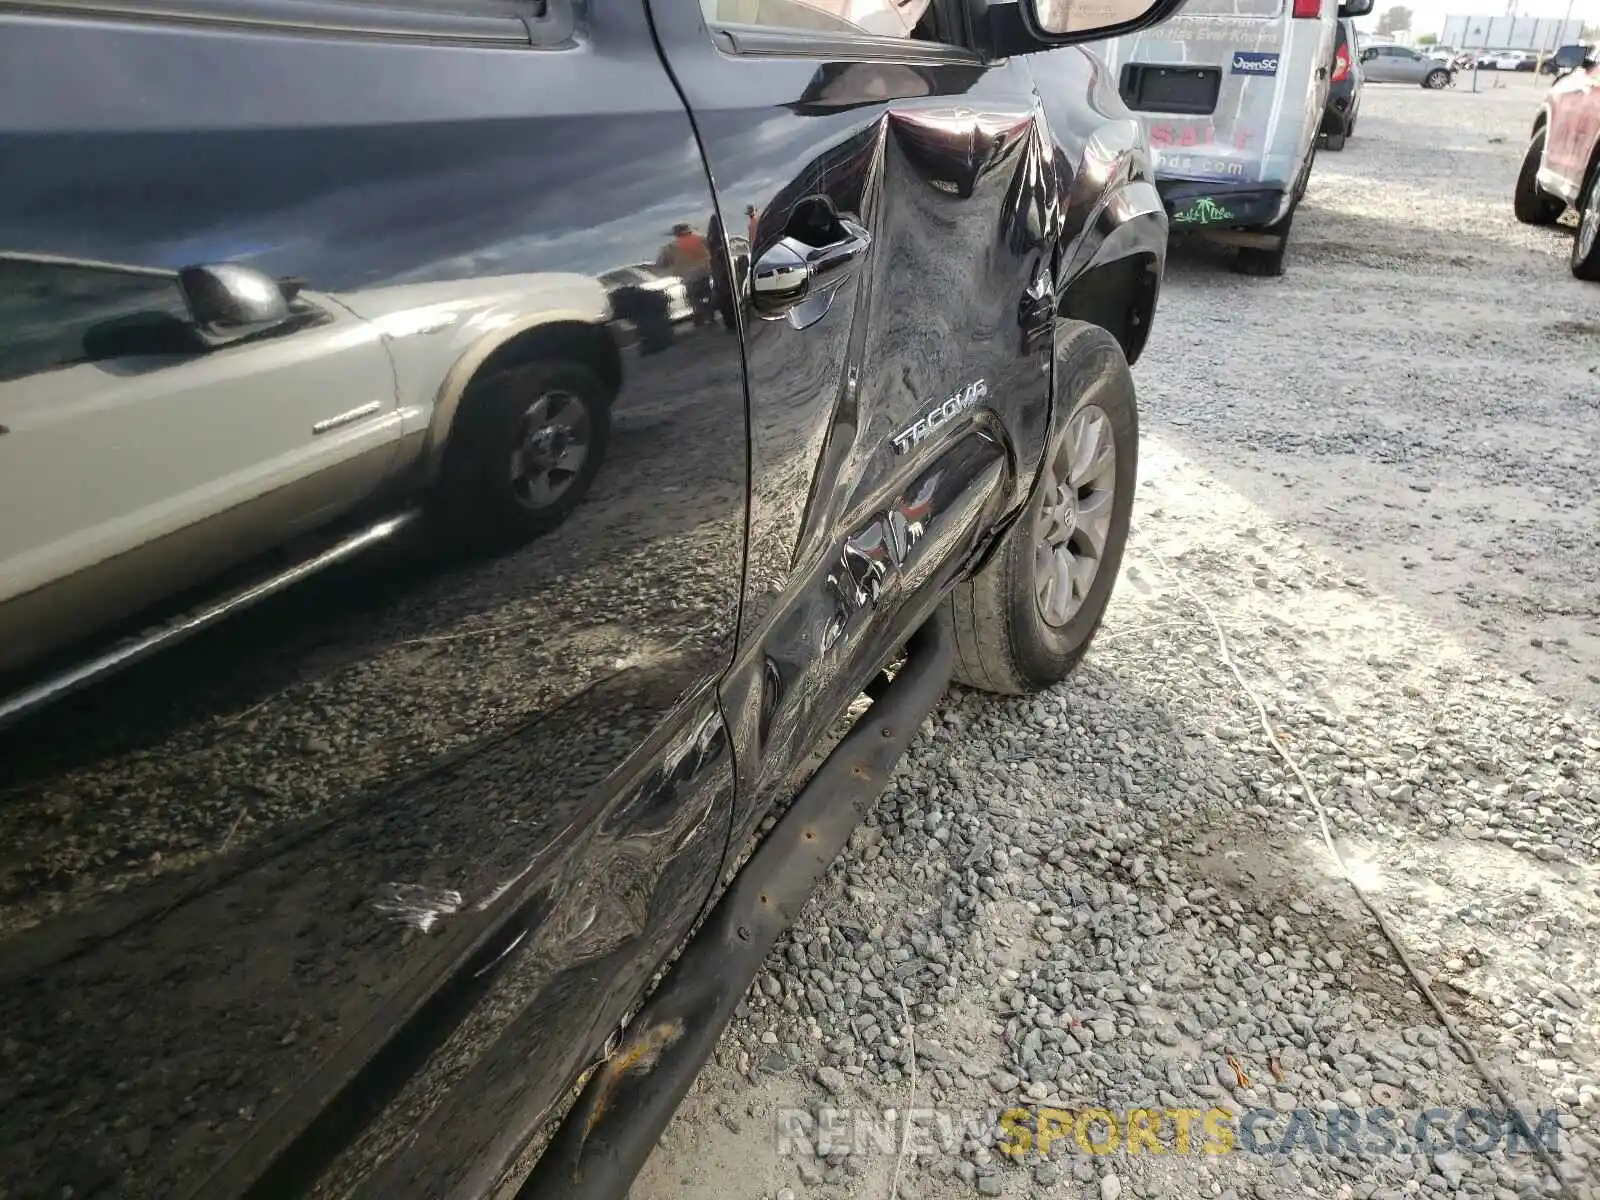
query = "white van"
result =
(1090, 0, 1373, 275)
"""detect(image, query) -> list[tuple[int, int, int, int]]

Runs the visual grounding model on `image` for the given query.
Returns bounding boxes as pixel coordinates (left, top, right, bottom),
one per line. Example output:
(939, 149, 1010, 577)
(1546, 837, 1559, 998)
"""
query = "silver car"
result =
(1360, 43, 1454, 87)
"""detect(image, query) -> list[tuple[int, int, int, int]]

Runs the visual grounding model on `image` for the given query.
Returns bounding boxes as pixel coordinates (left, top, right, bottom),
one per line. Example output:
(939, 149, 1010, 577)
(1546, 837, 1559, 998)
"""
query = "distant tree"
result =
(1416, 32, 1436, 44)
(1377, 5, 1413, 35)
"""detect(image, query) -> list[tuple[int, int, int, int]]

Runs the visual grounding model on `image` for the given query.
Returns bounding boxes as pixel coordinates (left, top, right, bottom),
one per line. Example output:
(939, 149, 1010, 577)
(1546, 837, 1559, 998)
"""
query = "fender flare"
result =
(419, 311, 621, 482)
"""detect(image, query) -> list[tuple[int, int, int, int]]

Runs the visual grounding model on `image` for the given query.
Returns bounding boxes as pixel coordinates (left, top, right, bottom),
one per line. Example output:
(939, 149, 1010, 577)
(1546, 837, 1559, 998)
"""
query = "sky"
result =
(1353, 0, 1600, 37)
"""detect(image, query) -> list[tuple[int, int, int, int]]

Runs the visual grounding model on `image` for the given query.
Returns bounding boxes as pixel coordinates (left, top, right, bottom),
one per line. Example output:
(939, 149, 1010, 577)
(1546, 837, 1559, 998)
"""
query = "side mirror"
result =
(990, 0, 1188, 55)
(1338, 0, 1374, 15)
(177, 263, 294, 348)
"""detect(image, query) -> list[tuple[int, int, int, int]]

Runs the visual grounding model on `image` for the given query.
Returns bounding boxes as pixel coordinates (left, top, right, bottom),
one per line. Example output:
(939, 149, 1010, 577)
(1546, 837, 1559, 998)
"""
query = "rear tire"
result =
(943, 325, 1137, 695)
(1324, 128, 1347, 152)
(1572, 165, 1600, 281)
(1514, 128, 1566, 225)
(433, 359, 612, 551)
(1233, 207, 1294, 277)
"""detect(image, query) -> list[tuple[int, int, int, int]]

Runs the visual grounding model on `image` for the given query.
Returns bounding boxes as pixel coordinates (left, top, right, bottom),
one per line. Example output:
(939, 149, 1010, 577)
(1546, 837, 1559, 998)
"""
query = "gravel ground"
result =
(632, 76, 1599, 1200)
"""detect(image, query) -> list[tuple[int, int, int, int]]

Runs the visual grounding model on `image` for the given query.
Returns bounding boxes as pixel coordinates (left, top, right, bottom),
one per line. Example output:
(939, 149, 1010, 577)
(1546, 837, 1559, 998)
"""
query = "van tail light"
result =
(1332, 43, 1351, 80)
(1292, 0, 1322, 17)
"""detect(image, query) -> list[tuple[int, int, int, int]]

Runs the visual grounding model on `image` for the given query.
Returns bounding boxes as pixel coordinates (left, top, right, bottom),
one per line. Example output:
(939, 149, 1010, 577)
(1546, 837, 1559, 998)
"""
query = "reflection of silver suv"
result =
(0, 252, 618, 705)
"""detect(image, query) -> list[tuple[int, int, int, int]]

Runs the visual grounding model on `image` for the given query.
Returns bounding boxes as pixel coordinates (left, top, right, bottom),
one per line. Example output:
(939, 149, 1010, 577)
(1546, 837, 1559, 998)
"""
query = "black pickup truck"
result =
(0, 0, 1180, 1194)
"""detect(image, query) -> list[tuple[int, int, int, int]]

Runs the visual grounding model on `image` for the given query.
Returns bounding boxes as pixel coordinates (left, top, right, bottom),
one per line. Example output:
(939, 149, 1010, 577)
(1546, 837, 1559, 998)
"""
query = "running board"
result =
(0, 511, 419, 731)
(517, 616, 954, 1200)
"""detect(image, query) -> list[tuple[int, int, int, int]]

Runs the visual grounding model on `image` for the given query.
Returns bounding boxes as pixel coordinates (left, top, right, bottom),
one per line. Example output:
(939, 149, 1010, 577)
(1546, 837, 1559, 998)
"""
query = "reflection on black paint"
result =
(0, 4, 748, 1196)
(0, 324, 746, 1195)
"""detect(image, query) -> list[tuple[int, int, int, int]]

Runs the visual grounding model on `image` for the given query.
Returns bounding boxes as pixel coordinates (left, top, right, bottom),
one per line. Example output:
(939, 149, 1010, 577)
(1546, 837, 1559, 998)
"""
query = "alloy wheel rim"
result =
(509, 390, 591, 510)
(1033, 404, 1116, 628)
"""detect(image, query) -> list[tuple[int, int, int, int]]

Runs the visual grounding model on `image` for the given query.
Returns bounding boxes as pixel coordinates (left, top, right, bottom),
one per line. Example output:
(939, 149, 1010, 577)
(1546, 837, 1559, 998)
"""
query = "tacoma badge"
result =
(891, 379, 989, 454)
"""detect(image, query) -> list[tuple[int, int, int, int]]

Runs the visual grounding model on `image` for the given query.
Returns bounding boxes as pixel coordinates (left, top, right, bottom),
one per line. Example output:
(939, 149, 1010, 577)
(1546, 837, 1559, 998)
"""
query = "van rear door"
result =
(1093, 0, 1333, 227)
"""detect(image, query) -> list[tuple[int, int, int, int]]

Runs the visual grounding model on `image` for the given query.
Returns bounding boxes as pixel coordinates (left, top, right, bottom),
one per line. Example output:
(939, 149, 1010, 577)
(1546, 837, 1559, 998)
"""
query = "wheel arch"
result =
(421, 316, 622, 482)
(1058, 250, 1161, 366)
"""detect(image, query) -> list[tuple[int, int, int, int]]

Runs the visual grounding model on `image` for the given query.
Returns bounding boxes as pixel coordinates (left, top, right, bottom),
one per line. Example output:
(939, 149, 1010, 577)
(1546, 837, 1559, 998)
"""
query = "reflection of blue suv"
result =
(0, 0, 1186, 1196)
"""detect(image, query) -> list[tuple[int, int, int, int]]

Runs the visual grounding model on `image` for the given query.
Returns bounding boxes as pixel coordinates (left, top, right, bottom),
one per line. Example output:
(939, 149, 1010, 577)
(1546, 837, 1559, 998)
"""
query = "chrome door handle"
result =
(750, 220, 871, 314)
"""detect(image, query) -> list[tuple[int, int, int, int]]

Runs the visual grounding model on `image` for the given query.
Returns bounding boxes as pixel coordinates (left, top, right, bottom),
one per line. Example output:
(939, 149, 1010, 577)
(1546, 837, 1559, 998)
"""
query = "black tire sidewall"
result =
(1234, 219, 1292, 275)
(998, 327, 1138, 688)
(1573, 169, 1600, 280)
(1514, 128, 1564, 225)
(436, 359, 612, 548)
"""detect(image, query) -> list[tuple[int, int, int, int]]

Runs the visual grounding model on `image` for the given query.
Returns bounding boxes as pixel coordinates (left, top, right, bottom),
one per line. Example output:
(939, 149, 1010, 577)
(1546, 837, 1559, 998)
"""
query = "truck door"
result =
(648, 0, 1058, 843)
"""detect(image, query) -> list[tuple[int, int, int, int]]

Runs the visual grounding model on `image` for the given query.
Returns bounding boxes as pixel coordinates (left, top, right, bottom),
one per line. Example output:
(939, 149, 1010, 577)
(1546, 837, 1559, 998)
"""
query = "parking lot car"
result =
(1360, 43, 1455, 88)
(1322, 16, 1364, 150)
(1540, 42, 1596, 76)
(1091, 0, 1376, 278)
(0, 252, 622, 703)
(1514, 41, 1600, 280)
(0, 0, 1182, 1195)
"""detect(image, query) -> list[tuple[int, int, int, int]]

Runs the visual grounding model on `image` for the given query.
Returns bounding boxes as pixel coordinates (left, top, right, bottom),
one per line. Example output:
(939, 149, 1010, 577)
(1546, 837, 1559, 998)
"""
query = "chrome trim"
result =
(0, 511, 417, 730)
(891, 379, 989, 454)
(0, 249, 175, 278)
(312, 399, 384, 435)
(713, 23, 984, 65)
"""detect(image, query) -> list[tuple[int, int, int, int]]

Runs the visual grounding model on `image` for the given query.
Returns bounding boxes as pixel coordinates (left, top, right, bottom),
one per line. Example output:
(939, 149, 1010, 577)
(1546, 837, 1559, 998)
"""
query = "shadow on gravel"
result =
(1143, 193, 1600, 715)
(631, 638, 1546, 1200)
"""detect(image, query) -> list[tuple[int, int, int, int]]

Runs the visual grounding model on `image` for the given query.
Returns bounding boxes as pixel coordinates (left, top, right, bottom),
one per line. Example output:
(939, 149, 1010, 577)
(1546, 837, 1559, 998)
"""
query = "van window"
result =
(1174, 0, 1283, 16)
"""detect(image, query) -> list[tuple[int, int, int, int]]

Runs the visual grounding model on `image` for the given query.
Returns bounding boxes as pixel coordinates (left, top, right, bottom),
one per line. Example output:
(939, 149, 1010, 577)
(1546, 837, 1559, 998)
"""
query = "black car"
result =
(1322, 17, 1364, 150)
(1541, 44, 1595, 75)
(0, 0, 1179, 1195)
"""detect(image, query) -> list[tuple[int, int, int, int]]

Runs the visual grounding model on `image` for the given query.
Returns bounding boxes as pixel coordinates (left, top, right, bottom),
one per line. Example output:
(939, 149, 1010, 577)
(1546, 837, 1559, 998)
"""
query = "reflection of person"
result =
(658, 223, 716, 326)
(746, 204, 760, 243)
(705, 212, 739, 332)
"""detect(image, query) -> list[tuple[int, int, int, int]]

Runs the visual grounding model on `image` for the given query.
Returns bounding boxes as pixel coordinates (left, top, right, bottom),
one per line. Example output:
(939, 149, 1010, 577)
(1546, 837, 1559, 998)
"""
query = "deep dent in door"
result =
(704, 84, 1057, 856)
